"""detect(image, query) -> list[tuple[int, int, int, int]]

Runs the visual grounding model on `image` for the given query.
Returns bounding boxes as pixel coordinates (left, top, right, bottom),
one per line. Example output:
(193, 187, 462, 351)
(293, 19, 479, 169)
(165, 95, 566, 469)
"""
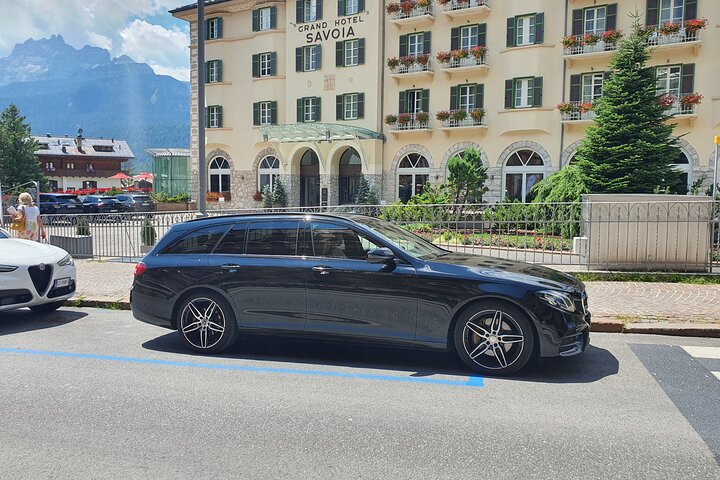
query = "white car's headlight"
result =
(57, 254, 74, 267)
(537, 290, 576, 313)
(0, 265, 18, 272)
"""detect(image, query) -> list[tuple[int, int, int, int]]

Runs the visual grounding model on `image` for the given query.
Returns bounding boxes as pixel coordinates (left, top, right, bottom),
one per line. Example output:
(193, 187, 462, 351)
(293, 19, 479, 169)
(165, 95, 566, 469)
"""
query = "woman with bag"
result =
(12, 192, 46, 242)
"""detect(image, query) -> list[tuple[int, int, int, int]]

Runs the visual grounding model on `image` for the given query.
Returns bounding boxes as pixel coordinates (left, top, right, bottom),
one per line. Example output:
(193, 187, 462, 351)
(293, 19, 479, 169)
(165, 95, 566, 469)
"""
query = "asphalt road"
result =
(1, 308, 719, 479)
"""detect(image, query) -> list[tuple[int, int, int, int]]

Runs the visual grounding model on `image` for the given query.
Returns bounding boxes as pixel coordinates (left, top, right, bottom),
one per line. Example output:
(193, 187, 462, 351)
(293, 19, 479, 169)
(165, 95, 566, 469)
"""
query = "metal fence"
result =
(2, 201, 719, 272)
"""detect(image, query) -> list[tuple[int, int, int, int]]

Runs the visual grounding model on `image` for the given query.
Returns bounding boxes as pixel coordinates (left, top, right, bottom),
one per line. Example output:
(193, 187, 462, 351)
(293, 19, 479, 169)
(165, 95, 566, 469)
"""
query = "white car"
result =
(0, 227, 76, 313)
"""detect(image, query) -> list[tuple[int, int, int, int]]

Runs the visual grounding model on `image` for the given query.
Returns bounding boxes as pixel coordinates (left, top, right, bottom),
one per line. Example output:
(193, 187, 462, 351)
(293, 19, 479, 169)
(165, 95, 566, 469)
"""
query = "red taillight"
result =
(134, 262, 147, 276)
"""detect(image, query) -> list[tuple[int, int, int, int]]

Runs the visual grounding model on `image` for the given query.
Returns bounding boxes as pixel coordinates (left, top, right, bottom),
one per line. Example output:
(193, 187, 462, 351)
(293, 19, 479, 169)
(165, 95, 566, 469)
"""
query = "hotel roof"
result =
(33, 135, 135, 159)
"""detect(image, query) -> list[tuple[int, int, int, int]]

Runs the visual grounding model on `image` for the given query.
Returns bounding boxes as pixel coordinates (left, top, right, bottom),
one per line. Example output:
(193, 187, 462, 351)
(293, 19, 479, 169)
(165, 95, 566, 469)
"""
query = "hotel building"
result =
(171, 0, 719, 207)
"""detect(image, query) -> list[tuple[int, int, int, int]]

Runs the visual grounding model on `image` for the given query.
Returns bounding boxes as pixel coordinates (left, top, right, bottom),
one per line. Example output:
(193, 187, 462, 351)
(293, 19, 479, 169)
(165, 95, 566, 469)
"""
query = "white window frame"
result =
(304, 97, 318, 122)
(304, 0, 317, 23)
(344, 93, 359, 120)
(345, 0, 359, 15)
(259, 101, 273, 126)
(581, 73, 604, 103)
(406, 89, 423, 114)
(659, 0, 684, 24)
(459, 85, 475, 112)
(503, 150, 546, 203)
(514, 78, 532, 108)
(303, 46, 318, 71)
(397, 154, 431, 201)
(460, 25, 479, 50)
(259, 7, 272, 31)
(209, 157, 231, 193)
(516, 15, 536, 46)
(408, 33, 424, 57)
(258, 156, 280, 193)
(656, 65, 681, 97)
(208, 106, 221, 128)
(208, 60, 220, 83)
(208, 18, 221, 39)
(259, 53, 272, 77)
(584, 6, 607, 35)
(344, 39, 359, 67)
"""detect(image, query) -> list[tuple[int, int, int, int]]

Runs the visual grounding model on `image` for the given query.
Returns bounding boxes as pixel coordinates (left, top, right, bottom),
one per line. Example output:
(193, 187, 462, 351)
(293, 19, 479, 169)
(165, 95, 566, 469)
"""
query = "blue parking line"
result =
(0, 347, 484, 388)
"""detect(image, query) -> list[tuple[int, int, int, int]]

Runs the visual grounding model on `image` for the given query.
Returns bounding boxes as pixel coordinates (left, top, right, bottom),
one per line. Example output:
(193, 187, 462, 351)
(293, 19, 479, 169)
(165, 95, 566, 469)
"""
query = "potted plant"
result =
(469, 108, 485, 124)
(399, 55, 416, 71)
(253, 191, 263, 202)
(416, 0, 431, 8)
(415, 111, 429, 125)
(397, 113, 411, 126)
(469, 46, 487, 62)
(658, 22, 681, 35)
(206, 192, 221, 202)
(50, 216, 93, 259)
(385, 114, 398, 125)
(561, 35, 581, 50)
(452, 109, 468, 124)
(582, 33, 601, 52)
(435, 110, 450, 122)
(435, 51, 452, 65)
(140, 216, 157, 254)
(602, 29, 623, 44)
(556, 102, 574, 115)
(658, 93, 676, 109)
(386, 2, 401, 14)
(416, 53, 430, 69)
(684, 18, 707, 37)
(387, 57, 400, 71)
(578, 102, 593, 114)
(400, 0, 415, 15)
(680, 92, 703, 109)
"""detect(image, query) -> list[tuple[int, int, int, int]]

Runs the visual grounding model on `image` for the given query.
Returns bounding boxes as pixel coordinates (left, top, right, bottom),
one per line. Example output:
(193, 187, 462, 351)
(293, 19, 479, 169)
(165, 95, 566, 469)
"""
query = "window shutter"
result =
(421, 89, 430, 113)
(478, 24, 487, 47)
(399, 34, 408, 57)
(205, 107, 210, 128)
(450, 86, 459, 110)
(217, 106, 223, 128)
(423, 31, 431, 55)
(252, 54, 260, 78)
(450, 27, 460, 51)
(358, 93, 364, 119)
(315, 44, 322, 69)
(271, 101, 278, 125)
(205, 61, 210, 83)
(358, 0, 365, 12)
(270, 52, 277, 76)
(336, 95, 344, 120)
(681, 64, 695, 94)
(506, 17, 516, 47)
(505, 80, 514, 109)
(338, 0, 346, 16)
(217, 18, 223, 38)
(297, 98, 303, 122)
(606, 4, 617, 31)
(535, 13, 544, 44)
(296, 0, 303, 23)
(399, 91, 407, 114)
(296, 47, 302, 72)
(253, 102, 260, 126)
(316, 0, 323, 20)
(358, 38, 365, 65)
(532, 77, 543, 107)
(336, 41, 344, 67)
(205, 19, 210, 40)
(684, 0, 697, 20)
(646, 0, 659, 26)
(572, 9, 583, 35)
(217, 60, 223, 82)
(270, 7, 277, 29)
(603, 70, 612, 83)
(569, 74, 581, 102)
(314, 97, 321, 121)
(476, 84, 485, 109)
(252, 10, 259, 32)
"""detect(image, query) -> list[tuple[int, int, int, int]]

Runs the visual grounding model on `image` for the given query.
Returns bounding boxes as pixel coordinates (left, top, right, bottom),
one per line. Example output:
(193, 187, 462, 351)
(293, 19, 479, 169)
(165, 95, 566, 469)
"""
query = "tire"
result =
(175, 291, 238, 354)
(453, 300, 535, 376)
(29, 300, 66, 313)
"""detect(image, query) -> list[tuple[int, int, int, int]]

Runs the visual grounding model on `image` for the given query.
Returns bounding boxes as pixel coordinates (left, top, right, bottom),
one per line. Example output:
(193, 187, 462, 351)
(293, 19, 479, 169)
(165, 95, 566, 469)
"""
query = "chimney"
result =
(75, 128, 83, 151)
(46, 133, 51, 137)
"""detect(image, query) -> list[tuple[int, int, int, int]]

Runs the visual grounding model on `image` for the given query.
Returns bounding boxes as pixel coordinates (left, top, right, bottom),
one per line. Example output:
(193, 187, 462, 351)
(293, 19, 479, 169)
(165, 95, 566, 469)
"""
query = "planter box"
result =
(50, 235, 93, 259)
(155, 201, 197, 212)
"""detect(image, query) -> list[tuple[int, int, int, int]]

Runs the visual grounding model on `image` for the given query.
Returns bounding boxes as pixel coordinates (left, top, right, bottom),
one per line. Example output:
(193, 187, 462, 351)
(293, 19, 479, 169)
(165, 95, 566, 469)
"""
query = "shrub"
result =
(385, 114, 398, 125)
(387, 57, 400, 71)
(261, 184, 273, 208)
(76, 217, 91, 236)
(252, 191, 262, 202)
(140, 216, 157, 246)
(415, 111, 429, 123)
(272, 179, 287, 207)
(435, 110, 450, 121)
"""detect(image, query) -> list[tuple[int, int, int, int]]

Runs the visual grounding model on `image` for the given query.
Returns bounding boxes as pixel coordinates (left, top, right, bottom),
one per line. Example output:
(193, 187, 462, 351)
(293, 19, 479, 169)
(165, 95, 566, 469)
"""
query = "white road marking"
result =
(713, 372, 720, 381)
(681, 346, 720, 360)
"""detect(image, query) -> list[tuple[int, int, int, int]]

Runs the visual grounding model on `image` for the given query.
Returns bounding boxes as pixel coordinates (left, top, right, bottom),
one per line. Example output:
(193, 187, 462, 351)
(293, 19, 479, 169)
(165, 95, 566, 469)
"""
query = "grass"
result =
(572, 272, 720, 284)
(404, 227, 574, 251)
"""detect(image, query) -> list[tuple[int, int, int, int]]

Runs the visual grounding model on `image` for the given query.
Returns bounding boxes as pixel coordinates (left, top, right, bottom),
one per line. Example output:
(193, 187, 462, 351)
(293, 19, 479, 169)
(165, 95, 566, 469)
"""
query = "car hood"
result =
(426, 252, 584, 292)
(0, 239, 67, 264)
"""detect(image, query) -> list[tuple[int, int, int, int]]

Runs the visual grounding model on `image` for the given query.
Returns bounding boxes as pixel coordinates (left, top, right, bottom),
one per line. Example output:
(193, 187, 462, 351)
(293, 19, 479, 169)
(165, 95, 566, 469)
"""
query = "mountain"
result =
(0, 35, 190, 172)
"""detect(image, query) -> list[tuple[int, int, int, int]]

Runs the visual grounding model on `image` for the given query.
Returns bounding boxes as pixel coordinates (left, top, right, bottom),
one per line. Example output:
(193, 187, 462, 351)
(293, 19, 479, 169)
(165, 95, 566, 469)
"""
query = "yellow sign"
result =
(715, 135, 720, 145)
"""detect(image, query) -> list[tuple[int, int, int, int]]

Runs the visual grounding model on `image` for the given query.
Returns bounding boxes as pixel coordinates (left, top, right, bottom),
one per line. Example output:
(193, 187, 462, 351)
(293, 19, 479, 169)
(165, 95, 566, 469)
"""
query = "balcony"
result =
(437, 109, 488, 136)
(562, 35, 619, 65)
(437, 51, 489, 78)
(646, 26, 702, 55)
(386, 113, 432, 136)
(440, 0, 491, 19)
(388, 56, 434, 83)
(387, 3, 434, 28)
(559, 102, 596, 124)
(44, 169, 125, 178)
(665, 100, 699, 125)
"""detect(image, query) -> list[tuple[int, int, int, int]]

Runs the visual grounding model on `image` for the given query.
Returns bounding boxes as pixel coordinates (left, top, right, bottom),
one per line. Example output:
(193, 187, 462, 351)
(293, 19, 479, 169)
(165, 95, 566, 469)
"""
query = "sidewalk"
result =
(75, 260, 720, 337)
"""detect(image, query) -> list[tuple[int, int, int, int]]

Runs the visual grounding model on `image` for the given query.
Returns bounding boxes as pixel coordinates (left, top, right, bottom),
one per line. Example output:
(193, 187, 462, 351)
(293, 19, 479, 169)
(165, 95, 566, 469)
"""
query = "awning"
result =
(145, 148, 191, 157)
(261, 123, 385, 143)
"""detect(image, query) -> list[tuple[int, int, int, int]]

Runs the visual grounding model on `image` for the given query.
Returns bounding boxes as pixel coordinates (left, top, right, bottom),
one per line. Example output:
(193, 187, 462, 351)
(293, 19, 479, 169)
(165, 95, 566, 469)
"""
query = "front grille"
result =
(0, 289, 33, 306)
(28, 264, 53, 296)
(47, 281, 76, 299)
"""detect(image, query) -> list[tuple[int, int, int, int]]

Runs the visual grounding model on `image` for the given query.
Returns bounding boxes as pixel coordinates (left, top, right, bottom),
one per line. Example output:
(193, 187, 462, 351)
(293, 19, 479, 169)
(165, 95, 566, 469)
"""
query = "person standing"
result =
(13, 192, 46, 241)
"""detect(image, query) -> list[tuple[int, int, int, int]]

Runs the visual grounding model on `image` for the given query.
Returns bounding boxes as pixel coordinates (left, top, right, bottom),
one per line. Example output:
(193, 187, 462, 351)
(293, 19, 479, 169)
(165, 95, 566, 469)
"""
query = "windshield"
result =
(100, 198, 119, 203)
(0, 229, 8, 239)
(355, 216, 446, 260)
(57, 197, 80, 204)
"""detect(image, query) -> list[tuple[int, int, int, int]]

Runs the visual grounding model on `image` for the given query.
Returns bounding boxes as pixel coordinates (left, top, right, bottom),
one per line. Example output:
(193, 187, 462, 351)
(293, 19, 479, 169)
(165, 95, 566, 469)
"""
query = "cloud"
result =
(0, 0, 189, 81)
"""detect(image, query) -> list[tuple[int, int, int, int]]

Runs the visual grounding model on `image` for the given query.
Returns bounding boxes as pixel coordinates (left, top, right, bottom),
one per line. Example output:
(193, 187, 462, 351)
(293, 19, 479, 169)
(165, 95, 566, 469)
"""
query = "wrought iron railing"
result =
(441, 0, 490, 12)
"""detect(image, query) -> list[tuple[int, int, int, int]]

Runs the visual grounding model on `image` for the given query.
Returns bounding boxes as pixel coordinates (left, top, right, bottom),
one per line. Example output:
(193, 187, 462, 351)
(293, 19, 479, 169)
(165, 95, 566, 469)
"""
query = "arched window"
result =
(397, 153, 430, 203)
(300, 150, 320, 207)
(672, 152, 691, 194)
(209, 157, 231, 193)
(258, 156, 280, 193)
(339, 148, 362, 204)
(503, 149, 545, 203)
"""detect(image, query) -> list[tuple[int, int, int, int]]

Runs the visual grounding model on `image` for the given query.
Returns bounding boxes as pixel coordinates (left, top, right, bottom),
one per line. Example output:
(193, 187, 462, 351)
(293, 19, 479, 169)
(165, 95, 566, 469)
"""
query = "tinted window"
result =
(214, 223, 247, 254)
(246, 221, 299, 256)
(133, 196, 151, 201)
(117, 195, 128, 201)
(100, 198, 119, 203)
(164, 224, 230, 254)
(57, 196, 80, 204)
(311, 222, 380, 261)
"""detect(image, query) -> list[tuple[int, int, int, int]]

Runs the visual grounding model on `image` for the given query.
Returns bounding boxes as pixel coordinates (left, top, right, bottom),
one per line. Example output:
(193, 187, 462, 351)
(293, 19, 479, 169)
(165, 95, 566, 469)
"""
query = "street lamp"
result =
(714, 136, 720, 200)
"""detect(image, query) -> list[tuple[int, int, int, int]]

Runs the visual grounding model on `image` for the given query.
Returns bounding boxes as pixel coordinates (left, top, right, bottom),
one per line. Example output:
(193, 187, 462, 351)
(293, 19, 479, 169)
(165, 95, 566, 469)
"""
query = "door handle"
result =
(221, 264, 242, 272)
(312, 266, 332, 275)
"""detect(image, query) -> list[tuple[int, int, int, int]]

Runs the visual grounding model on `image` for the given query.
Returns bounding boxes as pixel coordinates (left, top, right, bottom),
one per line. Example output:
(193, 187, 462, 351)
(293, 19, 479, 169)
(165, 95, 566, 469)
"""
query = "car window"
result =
(0, 230, 8, 239)
(246, 221, 299, 256)
(133, 196, 151, 201)
(213, 223, 247, 254)
(164, 224, 230, 255)
(311, 222, 380, 261)
(117, 195, 127, 201)
(58, 196, 80, 204)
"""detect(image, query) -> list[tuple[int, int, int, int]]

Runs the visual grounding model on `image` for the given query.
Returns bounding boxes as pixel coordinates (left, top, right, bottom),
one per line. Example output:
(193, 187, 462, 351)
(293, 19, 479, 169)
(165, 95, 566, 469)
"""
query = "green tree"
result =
(573, 19, 682, 193)
(261, 184, 273, 208)
(0, 104, 46, 190)
(530, 165, 589, 204)
(271, 178, 287, 208)
(355, 174, 371, 204)
(446, 148, 488, 213)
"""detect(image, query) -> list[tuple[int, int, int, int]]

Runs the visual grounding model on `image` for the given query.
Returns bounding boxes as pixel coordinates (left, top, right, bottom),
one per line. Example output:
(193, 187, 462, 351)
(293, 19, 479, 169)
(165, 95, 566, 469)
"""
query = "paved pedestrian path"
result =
(76, 260, 720, 325)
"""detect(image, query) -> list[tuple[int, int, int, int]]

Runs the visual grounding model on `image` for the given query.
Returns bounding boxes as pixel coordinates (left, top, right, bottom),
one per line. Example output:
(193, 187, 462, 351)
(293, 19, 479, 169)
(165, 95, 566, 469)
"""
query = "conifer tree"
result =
(354, 174, 370, 204)
(0, 104, 45, 190)
(271, 178, 287, 207)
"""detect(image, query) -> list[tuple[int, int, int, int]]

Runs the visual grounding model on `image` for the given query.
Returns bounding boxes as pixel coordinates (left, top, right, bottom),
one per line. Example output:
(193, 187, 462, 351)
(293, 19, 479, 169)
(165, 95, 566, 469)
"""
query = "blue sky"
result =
(0, 0, 192, 81)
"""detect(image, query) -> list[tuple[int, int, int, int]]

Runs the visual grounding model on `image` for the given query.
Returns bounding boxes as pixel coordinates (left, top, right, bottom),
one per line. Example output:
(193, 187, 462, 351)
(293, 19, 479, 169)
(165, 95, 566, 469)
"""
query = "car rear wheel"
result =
(29, 300, 66, 313)
(176, 292, 237, 354)
(454, 301, 535, 376)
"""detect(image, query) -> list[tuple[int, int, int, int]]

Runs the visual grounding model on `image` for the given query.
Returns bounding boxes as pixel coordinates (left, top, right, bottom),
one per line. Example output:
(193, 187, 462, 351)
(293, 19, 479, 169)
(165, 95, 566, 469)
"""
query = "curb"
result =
(71, 299, 131, 311)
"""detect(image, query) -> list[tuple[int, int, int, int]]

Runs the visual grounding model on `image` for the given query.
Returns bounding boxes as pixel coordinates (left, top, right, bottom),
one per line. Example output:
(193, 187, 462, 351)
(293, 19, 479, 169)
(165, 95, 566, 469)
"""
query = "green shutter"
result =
(217, 106, 223, 128)
(252, 54, 259, 78)
(270, 52, 277, 76)
(315, 45, 322, 69)
(314, 97, 321, 121)
(358, 0, 365, 12)
(506, 17, 516, 47)
(205, 107, 210, 128)
(478, 24, 487, 47)
(421, 89, 430, 113)
(569, 74, 581, 102)
(270, 101, 278, 125)
(296, 47, 302, 72)
(338, 0, 346, 16)
(606, 4, 617, 31)
(450, 86, 459, 110)
(423, 31, 431, 55)
(681, 64, 695, 94)
(252, 9, 259, 32)
(399, 34, 408, 57)
(253, 102, 260, 126)
(358, 38, 365, 65)
(316, 0, 323, 20)
(357, 93, 364, 119)
(270, 6, 277, 29)
(217, 60, 222, 82)
(399, 91, 407, 114)
(572, 9, 583, 35)
(535, 13, 544, 44)
(505, 80, 514, 109)
(684, 0, 697, 20)
(336, 41, 344, 67)
(450, 27, 460, 50)
(336, 95, 344, 120)
(296, 0, 303, 23)
(646, 0, 659, 26)
(217, 18, 223, 38)
(297, 98, 303, 122)
(205, 61, 210, 83)
(532, 77, 543, 107)
(475, 84, 484, 109)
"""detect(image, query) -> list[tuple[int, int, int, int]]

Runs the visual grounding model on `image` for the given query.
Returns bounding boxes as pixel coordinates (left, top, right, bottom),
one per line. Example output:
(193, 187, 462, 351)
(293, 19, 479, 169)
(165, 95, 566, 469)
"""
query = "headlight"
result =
(537, 290, 576, 313)
(0, 265, 18, 273)
(57, 254, 74, 267)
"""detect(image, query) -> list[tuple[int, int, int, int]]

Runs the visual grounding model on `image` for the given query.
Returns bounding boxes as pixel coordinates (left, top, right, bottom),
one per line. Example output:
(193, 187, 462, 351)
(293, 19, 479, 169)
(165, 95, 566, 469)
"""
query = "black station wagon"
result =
(131, 214, 591, 375)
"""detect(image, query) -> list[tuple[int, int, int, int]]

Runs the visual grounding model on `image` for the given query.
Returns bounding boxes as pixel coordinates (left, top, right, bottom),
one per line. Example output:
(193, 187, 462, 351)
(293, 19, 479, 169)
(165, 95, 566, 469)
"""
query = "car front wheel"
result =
(454, 301, 535, 376)
(176, 292, 237, 354)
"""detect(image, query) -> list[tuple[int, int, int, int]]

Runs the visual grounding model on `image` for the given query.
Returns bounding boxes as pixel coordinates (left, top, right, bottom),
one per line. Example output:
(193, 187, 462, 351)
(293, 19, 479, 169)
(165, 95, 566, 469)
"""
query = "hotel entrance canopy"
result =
(261, 123, 385, 143)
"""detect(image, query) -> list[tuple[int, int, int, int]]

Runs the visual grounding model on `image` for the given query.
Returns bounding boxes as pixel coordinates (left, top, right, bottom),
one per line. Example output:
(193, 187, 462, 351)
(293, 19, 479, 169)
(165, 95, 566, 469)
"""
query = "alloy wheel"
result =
(179, 297, 227, 350)
(462, 309, 525, 370)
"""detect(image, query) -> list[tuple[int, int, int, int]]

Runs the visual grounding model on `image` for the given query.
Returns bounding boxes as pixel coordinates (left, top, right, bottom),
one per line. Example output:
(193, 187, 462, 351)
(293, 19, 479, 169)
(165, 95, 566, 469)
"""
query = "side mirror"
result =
(367, 247, 395, 264)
